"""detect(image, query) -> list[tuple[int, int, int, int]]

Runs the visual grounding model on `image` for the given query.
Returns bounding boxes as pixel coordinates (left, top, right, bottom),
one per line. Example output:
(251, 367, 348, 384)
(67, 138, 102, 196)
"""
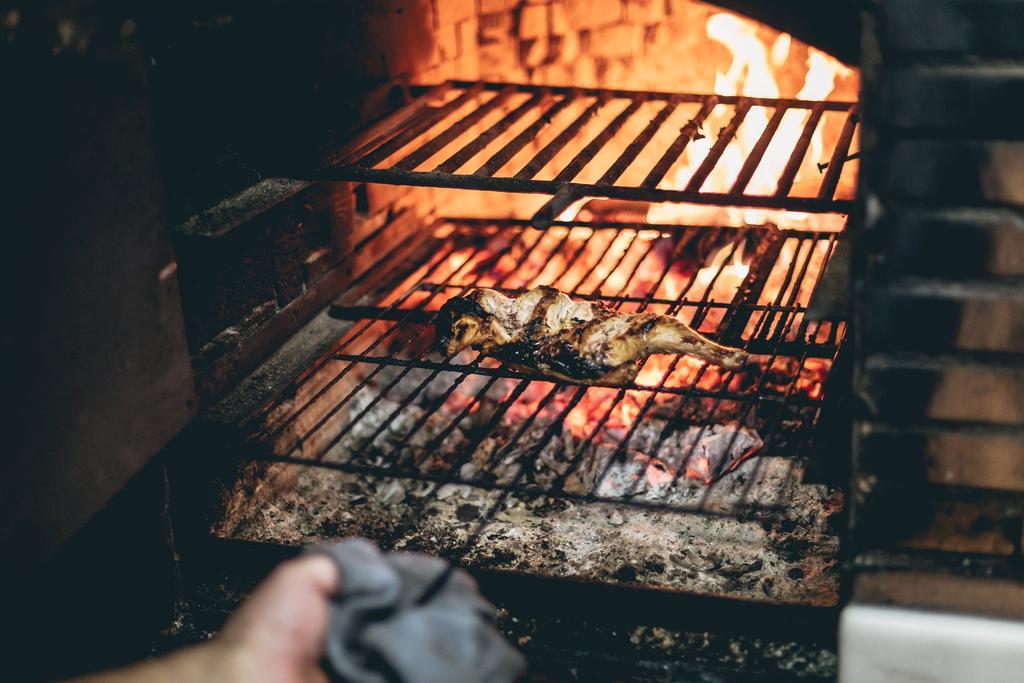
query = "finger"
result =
(274, 555, 340, 597)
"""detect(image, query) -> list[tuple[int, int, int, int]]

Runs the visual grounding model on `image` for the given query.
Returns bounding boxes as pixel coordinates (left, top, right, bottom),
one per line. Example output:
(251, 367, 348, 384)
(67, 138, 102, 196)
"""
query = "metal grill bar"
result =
(434, 91, 548, 174)
(775, 103, 825, 197)
(684, 101, 751, 192)
(734, 246, 839, 505)
(553, 98, 643, 183)
(324, 81, 859, 214)
(472, 95, 574, 177)
(357, 83, 484, 169)
(818, 106, 860, 200)
(598, 99, 678, 185)
(514, 97, 608, 180)
(642, 99, 715, 189)
(392, 86, 515, 172)
(730, 106, 787, 194)
(244, 219, 847, 523)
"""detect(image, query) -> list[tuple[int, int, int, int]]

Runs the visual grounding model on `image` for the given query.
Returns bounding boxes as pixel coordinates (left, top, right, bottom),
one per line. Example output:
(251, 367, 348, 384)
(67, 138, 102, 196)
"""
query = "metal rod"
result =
(321, 165, 855, 214)
(774, 103, 825, 197)
(514, 97, 608, 180)
(530, 188, 581, 230)
(817, 107, 860, 200)
(642, 99, 716, 189)
(393, 86, 516, 172)
(434, 91, 548, 174)
(730, 106, 787, 194)
(357, 83, 485, 169)
(440, 79, 854, 111)
(473, 95, 574, 177)
(598, 99, 679, 185)
(685, 101, 752, 192)
(443, 217, 845, 241)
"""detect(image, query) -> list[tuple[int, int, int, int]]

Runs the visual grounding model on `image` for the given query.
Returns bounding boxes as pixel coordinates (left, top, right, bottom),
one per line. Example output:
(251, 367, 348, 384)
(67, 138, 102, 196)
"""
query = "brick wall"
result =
(371, 0, 727, 93)
(852, 0, 1024, 617)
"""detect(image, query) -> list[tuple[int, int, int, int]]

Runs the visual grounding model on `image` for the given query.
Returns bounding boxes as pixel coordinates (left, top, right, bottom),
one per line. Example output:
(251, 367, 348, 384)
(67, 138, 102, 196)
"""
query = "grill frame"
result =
(320, 81, 860, 216)
(239, 218, 848, 526)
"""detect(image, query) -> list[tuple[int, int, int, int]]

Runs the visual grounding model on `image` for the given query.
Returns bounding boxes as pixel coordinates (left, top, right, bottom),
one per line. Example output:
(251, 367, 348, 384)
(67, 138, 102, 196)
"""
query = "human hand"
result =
(70, 554, 339, 683)
(215, 554, 339, 683)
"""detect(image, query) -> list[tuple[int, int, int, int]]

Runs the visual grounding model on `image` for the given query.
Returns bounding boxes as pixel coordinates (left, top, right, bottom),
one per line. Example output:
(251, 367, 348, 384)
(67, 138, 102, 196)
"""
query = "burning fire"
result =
(647, 12, 855, 231)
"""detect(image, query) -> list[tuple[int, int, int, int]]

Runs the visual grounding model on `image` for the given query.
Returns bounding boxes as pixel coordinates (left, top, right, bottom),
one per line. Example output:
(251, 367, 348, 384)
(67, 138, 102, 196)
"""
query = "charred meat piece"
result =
(435, 286, 747, 385)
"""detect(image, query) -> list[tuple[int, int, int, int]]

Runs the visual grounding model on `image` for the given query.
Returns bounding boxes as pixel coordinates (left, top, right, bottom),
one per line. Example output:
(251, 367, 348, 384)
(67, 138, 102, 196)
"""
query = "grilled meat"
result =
(435, 286, 747, 385)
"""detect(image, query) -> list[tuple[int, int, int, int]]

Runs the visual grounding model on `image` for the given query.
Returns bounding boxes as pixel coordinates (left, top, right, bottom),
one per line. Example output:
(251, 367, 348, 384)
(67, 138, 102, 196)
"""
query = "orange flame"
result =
(647, 13, 854, 231)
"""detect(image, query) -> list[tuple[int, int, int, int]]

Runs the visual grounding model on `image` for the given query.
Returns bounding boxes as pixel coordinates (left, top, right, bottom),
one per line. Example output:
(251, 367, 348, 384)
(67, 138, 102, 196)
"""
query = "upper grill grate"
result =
(321, 81, 860, 217)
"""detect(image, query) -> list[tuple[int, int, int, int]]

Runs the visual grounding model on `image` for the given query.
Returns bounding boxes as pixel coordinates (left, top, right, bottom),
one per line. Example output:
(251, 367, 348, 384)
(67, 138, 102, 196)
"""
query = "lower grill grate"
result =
(242, 218, 845, 524)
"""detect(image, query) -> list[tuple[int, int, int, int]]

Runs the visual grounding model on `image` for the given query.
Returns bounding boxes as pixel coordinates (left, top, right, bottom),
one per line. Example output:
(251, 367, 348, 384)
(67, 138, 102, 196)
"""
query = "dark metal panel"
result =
(3, 5, 196, 577)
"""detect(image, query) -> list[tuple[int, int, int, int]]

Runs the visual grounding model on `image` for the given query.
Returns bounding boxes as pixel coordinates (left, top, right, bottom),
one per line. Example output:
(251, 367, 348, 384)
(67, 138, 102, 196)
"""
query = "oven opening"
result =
(16, 0, 1024, 680)
(208, 0, 860, 613)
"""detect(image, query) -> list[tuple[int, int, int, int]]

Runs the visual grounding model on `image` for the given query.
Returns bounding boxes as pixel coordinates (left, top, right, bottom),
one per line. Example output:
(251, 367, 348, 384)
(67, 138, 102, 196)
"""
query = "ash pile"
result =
(216, 361, 842, 607)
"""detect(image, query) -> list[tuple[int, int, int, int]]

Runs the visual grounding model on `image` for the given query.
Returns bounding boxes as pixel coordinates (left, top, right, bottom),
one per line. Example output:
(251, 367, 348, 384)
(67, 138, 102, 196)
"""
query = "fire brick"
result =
(859, 359, 1024, 426)
(549, 1, 569, 35)
(558, 0, 622, 30)
(873, 140, 1024, 206)
(854, 572, 1024, 621)
(862, 284, 1024, 354)
(623, 0, 666, 24)
(588, 23, 643, 58)
(454, 50, 481, 80)
(877, 0, 1024, 55)
(857, 423, 1024, 494)
(362, 0, 439, 79)
(876, 65, 1024, 137)
(479, 0, 521, 13)
(479, 11, 515, 44)
(434, 0, 476, 27)
(902, 500, 1019, 556)
(521, 36, 550, 68)
(478, 39, 527, 80)
(519, 3, 548, 39)
(872, 208, 1024, 279)
(456, 17, 479, 58)
(435, 22, 459, 60)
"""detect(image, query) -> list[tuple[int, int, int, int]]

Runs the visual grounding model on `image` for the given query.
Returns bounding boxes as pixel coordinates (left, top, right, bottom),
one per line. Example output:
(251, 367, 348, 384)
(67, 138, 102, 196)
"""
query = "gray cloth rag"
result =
(309, 539, 526, 683)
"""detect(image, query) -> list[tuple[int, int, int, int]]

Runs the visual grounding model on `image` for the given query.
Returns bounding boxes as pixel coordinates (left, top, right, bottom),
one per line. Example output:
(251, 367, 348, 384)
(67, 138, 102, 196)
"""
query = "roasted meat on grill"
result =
(435, 286, 747, 385)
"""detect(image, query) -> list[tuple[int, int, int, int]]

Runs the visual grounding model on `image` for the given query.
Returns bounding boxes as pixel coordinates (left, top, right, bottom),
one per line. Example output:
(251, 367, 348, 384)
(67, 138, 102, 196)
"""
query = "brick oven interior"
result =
(7, 1, 1024, 681)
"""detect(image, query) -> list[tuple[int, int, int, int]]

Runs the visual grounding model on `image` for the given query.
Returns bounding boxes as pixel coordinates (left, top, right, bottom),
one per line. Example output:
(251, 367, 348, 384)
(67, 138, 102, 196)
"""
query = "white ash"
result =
(586, 424, 764, 501)
(293, 369, 776, 511)
(319, 388, 468, 467)
(215, 460, 842, 607)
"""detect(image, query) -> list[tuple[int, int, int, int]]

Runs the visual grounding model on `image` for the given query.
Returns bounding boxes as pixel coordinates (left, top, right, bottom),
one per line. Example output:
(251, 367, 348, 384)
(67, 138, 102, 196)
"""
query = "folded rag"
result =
(309, 539, 525, 683)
